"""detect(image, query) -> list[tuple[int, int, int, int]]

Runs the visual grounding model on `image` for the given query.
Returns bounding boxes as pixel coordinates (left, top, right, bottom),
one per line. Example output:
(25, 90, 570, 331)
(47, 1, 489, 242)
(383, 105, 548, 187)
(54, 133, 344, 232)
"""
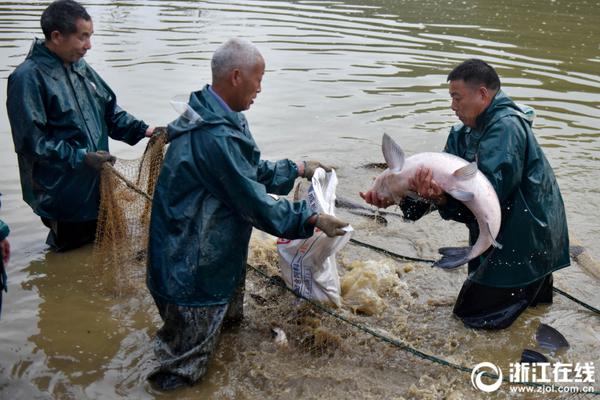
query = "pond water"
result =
(0, 0, 599, 398)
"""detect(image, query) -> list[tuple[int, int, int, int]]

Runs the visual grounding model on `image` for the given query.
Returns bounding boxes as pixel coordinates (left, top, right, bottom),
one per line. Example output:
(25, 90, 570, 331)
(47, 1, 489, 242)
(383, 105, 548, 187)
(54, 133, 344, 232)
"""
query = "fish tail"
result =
(432, 246, 471, 270)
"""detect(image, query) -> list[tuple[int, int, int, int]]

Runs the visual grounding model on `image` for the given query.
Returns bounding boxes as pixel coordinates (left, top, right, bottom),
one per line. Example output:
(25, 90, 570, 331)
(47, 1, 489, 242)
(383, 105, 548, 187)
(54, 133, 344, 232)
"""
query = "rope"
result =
(552, 287, 600, 315)
(104, 163, 153, 202)
(247, 263, 600, 395)
(349, 237, 600, 315)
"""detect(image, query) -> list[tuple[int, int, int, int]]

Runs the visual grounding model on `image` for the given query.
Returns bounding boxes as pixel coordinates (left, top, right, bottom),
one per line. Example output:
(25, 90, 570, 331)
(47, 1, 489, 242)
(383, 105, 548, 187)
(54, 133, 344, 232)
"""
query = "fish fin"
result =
(536, 323, 569, 351)
(382, 133, 405, 171)
(432, 246, 471, 269)
(521, 349, 548, 363)
(447, 189, 474, 202)
(486, 222, 502, 249)
(452, 162, 478, 180)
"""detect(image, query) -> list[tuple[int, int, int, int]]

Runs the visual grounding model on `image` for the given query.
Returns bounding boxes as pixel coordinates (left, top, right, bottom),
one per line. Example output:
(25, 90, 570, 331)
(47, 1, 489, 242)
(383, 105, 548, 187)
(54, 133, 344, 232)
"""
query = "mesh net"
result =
(93, 133, 168, 296)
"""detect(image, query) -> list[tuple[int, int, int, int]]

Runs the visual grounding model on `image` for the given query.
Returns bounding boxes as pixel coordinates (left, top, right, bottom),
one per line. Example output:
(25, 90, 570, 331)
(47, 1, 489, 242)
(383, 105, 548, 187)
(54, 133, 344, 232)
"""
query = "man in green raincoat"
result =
(6, 0, 156, 251)
(146, 38, 348, 390)
(362, 59, 570, 330)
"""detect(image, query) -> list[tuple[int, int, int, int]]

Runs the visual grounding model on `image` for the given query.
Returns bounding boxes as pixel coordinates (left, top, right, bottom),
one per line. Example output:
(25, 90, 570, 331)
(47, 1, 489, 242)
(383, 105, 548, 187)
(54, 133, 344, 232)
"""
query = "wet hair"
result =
(447, 59, 501, 91)
(41, 0, 91, 40)
(211, 38, 263, 82)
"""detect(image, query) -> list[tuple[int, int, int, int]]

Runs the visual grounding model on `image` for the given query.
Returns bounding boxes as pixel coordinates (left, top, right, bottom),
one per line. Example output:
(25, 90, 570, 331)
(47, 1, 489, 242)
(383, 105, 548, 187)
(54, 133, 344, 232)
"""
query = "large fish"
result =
(367, 133, 502, 269)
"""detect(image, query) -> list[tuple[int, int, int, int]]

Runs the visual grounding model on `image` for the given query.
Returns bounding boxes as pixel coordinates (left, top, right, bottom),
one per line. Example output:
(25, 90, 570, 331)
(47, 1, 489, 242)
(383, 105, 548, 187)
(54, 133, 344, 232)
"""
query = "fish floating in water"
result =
(364, 133, 502, 269)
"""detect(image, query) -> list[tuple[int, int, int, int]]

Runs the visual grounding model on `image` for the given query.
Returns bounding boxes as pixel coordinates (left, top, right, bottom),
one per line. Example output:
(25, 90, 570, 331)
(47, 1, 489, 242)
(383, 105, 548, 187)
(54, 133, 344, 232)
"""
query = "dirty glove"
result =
(149, 126, 169, 144)
(152, 126, 168, 138)
(315, 213, 349, 237)
(84, 150, 116, 171)
(302, 160, 332, 181)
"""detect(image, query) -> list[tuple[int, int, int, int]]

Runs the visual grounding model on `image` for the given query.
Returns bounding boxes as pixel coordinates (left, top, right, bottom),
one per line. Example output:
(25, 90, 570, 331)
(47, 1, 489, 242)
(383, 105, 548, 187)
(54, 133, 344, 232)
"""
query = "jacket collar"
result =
(474, 90, 518, 130)
(27, 38, 87, 79)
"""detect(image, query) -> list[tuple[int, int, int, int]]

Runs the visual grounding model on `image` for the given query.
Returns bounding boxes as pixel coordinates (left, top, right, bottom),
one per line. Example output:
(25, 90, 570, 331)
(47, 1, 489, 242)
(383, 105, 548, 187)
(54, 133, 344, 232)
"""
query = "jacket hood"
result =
(167, 85, 244, 140)
(476, 90, 534, 129)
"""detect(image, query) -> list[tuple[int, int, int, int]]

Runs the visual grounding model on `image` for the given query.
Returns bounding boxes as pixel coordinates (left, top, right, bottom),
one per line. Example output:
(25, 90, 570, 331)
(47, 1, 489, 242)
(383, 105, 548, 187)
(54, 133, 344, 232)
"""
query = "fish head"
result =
(369, 168, 407, 204)
(367, 134, 409, 203)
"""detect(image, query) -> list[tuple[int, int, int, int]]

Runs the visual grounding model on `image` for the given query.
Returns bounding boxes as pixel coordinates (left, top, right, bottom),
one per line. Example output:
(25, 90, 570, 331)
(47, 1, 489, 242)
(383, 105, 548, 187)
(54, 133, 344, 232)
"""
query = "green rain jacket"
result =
(6, 39, 148, 222)
(402, 90, 570, 287)
(147, 86, 315, 306)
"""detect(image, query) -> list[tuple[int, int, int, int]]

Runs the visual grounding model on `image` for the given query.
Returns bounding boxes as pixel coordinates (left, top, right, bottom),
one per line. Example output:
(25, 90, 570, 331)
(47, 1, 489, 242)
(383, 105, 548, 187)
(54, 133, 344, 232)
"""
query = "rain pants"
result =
(401, 90, 570, 329)
(6, 39, 148, 223)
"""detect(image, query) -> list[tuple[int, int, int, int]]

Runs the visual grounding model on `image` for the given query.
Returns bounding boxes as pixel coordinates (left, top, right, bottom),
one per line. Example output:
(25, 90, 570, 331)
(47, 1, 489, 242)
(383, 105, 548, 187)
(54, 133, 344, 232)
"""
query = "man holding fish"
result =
(361, 59, 570, 330)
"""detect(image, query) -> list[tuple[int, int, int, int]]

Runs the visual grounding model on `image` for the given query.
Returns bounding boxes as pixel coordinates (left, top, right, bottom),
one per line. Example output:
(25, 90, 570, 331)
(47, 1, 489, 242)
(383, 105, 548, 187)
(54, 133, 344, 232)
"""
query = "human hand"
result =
(314, 213, 349, 237)
(1, 239, 9, 264)
(84, 151, 116, 171)
(359, 190, 396, 209)
(299, 160, 332, 180)
(145, 126, 155, 137)
(408, 167, 446, 205)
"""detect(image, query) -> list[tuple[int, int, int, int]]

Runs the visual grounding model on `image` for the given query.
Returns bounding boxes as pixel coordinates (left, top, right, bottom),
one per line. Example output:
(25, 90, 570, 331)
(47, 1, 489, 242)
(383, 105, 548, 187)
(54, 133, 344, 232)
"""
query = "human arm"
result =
(257, 159, 300, 195)
(195, 135, 315, 239)
(91, 71, 149, 145)
(7, 69, 87, 169)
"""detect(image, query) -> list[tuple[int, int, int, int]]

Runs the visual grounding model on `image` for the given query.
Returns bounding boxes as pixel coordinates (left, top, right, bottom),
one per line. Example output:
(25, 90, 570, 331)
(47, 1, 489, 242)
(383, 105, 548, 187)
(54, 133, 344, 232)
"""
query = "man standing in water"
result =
(6, 0, 156, 251)
(146, 38, 348, 390)
(361, 59, 569, 330)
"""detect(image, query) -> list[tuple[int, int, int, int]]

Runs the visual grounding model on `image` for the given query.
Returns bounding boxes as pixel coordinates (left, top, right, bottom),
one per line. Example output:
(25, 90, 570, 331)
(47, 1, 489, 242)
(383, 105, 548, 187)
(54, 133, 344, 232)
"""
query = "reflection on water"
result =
(0, 0, 599, 398)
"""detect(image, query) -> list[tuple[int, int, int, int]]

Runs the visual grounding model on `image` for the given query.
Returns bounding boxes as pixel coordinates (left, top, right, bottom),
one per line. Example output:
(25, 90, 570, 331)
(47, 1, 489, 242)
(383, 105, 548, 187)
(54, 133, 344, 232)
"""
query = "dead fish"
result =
(364, 133, 502, 269)
(271, 327, 289, 348)
(521, 349, 548, 363)
(536, 323, 569, 351)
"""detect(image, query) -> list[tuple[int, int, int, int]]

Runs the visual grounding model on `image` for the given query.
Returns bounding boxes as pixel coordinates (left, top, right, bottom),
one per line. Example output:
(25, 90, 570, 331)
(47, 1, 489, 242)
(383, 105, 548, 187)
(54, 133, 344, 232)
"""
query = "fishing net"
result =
(93, 132, 168, 296)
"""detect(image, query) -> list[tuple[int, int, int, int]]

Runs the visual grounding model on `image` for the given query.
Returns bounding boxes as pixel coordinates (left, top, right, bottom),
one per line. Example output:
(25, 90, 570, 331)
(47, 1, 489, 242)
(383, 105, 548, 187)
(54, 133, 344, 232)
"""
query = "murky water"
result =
(1, 0, 599, 398)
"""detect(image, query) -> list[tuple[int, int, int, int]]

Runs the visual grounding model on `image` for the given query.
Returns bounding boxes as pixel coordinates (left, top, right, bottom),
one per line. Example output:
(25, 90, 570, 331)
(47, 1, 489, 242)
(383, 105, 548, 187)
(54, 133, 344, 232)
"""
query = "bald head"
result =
(211, 38, 263, 83)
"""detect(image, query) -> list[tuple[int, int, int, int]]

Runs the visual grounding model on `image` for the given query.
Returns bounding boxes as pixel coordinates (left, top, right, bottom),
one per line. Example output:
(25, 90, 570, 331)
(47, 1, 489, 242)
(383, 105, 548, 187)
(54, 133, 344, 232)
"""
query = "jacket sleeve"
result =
(94, 72, 148, 146)
(7, 70, 87, 169)
(195, 135, 314, 239)
(256, 159, 299, 195)
(399, 197, 432, 221)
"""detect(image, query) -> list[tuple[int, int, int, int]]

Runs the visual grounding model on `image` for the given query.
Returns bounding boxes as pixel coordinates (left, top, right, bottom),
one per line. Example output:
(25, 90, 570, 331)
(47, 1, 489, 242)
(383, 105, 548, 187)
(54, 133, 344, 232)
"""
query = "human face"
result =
(449, 79, 489, 128)
(233, 56, 265, 112)
(50, 18, 93, 64)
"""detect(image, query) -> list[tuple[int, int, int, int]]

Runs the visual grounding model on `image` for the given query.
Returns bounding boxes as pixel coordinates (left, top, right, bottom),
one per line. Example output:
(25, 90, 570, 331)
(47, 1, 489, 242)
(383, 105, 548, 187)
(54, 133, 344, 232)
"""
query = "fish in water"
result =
(364, 133, 502, 269)
(271, 327, 289, 348)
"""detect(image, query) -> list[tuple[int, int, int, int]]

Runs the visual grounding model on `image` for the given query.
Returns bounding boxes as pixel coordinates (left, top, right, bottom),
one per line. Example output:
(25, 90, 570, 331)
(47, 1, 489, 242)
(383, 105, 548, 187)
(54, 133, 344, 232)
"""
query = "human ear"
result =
(50, 30, 62, 45)
(231, 69, 242, 87)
